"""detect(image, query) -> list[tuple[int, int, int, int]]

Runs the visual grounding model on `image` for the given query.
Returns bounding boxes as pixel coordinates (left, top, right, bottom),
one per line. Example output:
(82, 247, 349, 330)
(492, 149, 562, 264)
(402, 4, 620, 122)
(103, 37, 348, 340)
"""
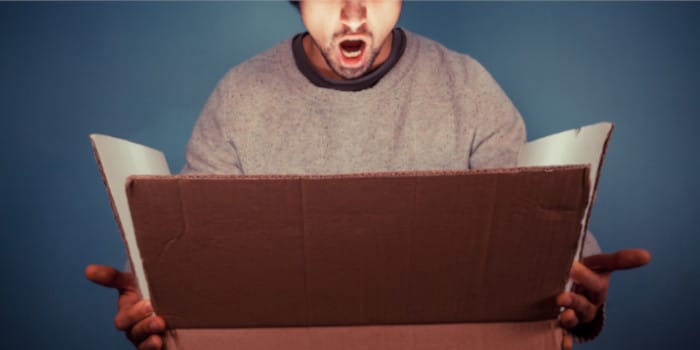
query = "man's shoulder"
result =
(215, 37, 296, 92)
(402, 29, 495, 88)
(404, 30, 479, 66)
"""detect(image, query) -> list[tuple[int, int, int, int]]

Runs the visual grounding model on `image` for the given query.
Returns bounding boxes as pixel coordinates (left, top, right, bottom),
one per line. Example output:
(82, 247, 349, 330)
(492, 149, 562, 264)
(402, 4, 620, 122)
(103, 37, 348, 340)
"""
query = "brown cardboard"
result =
(92, 123, 614, 350)
(125, 167, 590, 350)
(164, 320, 563, 350)
(517, 122, 615, 266)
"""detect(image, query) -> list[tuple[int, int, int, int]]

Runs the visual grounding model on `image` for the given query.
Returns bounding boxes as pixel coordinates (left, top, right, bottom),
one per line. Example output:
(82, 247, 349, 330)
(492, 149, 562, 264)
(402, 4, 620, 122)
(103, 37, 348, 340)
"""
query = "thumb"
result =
(582, 249, 651, 272)
(85, 264, 136, 291)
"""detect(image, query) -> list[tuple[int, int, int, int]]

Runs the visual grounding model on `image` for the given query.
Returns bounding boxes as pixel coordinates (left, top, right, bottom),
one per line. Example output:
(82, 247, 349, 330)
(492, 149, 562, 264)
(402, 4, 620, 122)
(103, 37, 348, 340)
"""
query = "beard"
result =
(315, 27, 383, 80)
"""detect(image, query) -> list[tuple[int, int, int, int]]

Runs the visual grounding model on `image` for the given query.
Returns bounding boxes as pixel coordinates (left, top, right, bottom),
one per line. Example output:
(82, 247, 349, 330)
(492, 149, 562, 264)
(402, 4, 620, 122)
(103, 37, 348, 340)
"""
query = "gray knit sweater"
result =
(182, 30, 525, 175)
(180, 29, 601, 254)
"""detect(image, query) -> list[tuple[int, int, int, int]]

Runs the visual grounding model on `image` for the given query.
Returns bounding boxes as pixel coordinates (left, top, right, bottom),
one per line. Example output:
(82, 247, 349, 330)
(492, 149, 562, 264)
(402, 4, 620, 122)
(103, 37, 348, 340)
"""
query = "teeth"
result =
(341, 48, 362, 58)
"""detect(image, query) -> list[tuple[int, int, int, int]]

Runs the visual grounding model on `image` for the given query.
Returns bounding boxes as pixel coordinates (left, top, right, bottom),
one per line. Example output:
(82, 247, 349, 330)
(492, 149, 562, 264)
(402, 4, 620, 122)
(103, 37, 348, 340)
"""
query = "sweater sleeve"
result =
(464, 59, 526, 169)
(460, 56, 606, 341)
(181, 79, 244, 175)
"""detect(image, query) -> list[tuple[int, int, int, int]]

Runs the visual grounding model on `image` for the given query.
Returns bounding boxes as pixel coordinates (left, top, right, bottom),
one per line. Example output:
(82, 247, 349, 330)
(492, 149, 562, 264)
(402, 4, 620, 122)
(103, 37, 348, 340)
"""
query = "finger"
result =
(558, 291, 598, 324)
(138, 334, 163, 350)
(114, 299, 154, 331)
(562, 333, 573, 350)
(558, 308, 579, 329)
(117, 289, 142, 310)
(570, 262, 608, 304)
(582, 249, 651, 272)
(85, 264, 136, 292)
(128, 315, 166, 345)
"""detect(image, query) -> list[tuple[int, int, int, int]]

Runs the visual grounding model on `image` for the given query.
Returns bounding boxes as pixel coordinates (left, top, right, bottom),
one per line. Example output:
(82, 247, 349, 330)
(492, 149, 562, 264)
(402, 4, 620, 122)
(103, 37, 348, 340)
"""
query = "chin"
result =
(331, 52, 378, 79)
(334, 66, 370, 79)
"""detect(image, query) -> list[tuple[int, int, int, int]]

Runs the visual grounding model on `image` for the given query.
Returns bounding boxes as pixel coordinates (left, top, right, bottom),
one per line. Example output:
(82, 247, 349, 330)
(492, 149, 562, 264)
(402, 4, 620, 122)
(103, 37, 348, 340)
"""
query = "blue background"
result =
(1, 1, 698, 349)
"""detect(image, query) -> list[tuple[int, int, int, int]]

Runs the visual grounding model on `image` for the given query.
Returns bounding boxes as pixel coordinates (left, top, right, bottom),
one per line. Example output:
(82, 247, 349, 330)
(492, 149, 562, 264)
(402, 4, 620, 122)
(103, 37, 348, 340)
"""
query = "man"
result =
(86, 1, 650, 349)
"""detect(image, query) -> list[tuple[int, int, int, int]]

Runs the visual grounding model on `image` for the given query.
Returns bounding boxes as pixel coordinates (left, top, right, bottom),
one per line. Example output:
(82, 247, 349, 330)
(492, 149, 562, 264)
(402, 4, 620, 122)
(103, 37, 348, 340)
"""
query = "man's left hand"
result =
(556, 248, 651, 349)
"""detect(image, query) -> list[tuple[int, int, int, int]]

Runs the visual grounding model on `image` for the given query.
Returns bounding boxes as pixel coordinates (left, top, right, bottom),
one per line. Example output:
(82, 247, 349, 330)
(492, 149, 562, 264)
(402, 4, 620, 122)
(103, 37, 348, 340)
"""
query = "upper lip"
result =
(338, 34, 369, 43)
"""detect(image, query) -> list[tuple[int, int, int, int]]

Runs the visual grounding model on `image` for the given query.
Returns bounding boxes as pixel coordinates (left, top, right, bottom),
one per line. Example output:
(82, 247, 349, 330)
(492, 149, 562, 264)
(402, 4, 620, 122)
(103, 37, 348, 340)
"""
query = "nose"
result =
(340, 0, 367, 33)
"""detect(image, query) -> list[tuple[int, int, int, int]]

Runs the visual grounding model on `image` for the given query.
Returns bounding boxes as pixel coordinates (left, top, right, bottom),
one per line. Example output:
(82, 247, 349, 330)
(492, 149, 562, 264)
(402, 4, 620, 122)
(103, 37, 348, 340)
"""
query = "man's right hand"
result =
(85, 264, 167, 350)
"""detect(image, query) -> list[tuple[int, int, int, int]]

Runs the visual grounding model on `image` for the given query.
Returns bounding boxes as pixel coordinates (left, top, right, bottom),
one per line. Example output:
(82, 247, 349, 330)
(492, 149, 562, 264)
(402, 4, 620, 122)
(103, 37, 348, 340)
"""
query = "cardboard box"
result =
(91, 122, 613, 350)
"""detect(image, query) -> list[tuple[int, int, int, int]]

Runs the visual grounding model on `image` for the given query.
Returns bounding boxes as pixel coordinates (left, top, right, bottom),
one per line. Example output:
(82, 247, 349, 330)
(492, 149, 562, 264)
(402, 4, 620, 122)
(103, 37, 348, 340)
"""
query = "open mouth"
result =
(340, 40, 365, 59)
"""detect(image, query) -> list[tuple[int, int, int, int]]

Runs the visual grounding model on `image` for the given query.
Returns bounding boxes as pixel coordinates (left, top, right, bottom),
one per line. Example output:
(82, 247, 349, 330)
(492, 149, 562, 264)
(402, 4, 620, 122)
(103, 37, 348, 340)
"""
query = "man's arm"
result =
(464, 59, 526, 170)
(458, 57, 651, 348)
(85, 74, 246, 349)
(181, 78, 243, 175)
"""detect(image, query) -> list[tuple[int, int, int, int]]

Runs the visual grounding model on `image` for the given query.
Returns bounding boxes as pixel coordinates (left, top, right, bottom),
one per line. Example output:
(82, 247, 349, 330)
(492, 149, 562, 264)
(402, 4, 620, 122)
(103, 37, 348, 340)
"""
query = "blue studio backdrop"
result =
(1, 2, 698, 349)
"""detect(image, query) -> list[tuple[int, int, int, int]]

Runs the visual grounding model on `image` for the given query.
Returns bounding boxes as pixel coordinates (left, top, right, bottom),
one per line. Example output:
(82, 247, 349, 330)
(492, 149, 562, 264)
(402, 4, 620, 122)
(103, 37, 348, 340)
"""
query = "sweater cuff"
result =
(571, 304, 605, 343)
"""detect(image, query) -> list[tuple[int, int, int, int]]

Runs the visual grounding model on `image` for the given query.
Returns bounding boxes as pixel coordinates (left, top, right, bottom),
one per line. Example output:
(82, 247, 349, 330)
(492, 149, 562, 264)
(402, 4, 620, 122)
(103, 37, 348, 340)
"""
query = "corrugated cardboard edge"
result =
(164, 320, 563, 350)
(571, 124, 614, 343)
(576, 124, 614, 261)
(128, 165, 589, 182)
(90, 133, 172, 300)
(90, 136, 136, 273)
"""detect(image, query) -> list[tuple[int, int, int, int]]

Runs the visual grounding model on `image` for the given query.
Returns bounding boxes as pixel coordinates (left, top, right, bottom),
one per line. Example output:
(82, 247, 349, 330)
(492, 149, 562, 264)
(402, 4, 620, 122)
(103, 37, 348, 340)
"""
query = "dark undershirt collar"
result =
(292, 28, 406, 92)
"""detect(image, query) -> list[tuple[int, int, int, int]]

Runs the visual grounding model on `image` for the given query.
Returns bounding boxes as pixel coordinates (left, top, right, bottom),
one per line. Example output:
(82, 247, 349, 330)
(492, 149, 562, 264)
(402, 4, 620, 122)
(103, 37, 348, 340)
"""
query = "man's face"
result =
(300, 0, 402, 80)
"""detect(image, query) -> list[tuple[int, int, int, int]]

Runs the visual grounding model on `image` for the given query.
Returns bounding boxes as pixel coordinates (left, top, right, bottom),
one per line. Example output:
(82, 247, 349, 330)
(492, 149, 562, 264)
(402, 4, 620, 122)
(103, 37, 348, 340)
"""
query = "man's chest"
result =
(225, 99, 478, 175)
